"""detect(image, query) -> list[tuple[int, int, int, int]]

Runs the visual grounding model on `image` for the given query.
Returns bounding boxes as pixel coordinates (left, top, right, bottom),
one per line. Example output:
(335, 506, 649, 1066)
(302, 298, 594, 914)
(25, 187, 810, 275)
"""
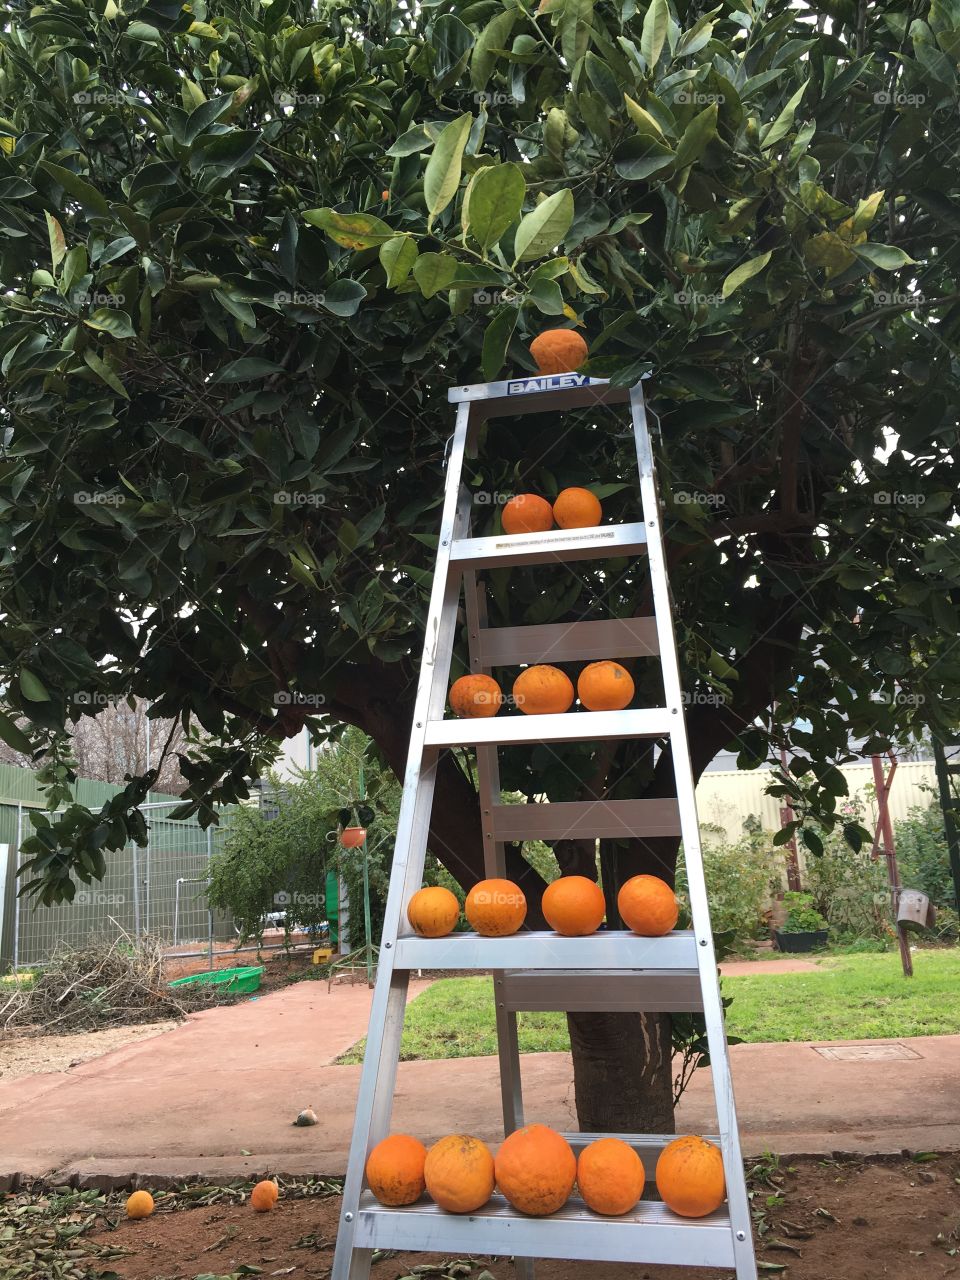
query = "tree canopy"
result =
(2, 0, 960, 908)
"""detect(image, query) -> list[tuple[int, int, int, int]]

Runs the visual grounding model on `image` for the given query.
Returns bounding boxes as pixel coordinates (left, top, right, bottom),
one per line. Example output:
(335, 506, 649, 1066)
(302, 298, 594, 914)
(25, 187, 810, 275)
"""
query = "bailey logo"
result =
(506, 373, 596, 395)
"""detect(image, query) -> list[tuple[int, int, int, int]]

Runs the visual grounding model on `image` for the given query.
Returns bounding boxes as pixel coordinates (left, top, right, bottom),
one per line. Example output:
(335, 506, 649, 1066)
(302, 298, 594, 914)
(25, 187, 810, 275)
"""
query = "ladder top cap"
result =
(448, 372, 650, 404)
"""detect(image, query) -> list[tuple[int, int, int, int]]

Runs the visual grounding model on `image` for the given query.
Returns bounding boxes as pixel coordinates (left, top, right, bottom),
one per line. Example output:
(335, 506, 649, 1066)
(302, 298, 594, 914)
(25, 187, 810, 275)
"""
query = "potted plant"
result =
(773, 892, 830, 953)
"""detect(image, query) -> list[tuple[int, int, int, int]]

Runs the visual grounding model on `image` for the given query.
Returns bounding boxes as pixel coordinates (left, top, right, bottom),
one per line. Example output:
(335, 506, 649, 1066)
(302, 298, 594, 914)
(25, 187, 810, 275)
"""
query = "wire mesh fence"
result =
(7, 800, 236, 970)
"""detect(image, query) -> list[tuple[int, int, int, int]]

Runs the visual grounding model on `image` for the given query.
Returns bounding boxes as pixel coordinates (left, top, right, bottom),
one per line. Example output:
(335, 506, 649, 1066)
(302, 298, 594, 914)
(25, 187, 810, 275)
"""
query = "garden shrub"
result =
(677, 823, 777, 946)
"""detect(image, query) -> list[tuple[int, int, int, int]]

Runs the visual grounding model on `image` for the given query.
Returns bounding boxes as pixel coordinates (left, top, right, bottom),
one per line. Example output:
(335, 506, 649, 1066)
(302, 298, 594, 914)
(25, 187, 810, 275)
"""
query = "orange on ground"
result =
(553, 486, 602, 529)
(424, 1134, 495, 1213)
(577, 1137, 646, 1215)
(365, 1134, 427, 1206)
(577, 660, 635, 711)
(449, 673, 502, 718)
(541, 875, 605, 936)
(464, 877, 527, 936)
(250, 1180, 279, 1212)
(618, 874, 679, 936)
(502, 493, 553, 535)
(125, 1190, 154, 1219)
(656, 1135, 725, 1218)
(529, 329, 588, 375)
(495, 1123, 576, 1216)
(513, 664, 574, 715)
(407, 885, 460, 938)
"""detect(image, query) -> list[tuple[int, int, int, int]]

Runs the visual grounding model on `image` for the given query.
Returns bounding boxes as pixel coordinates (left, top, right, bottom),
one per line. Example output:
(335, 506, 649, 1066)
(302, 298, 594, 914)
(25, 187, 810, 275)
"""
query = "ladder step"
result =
(449, 521, 648, 569)
(392, 929, 698, 972)
(355, 1190, 735, 1267)
(476, 617, 659, 667)
(497, 969, 703, 1014)
(448, 374, 633, 416)
(425, 707, 675, 748)
(489, 797, 681, 841)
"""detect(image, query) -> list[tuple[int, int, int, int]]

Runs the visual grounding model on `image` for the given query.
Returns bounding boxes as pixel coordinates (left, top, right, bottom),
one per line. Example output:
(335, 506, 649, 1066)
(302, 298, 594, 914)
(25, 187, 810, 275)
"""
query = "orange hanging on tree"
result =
(464, 877, 527, 936)
(553, 486, 602, 529)
(577, 1137, 646, 1215)
(529, 329, 588, 375)
(541, 875, 605, 936)
(577, 660, 635, 711)
(449, 673, 503, 718)
(407, 886, 460, 938)
(618, 874, 679, 936)
(494, 1123, 577, 1216)
(513, 664, 574, 715)
(365, 1134, 427, 1206)
(424, 1134, 495, 1213)
(502, 493, 553, 534)
(655, 1135, 725, 1218)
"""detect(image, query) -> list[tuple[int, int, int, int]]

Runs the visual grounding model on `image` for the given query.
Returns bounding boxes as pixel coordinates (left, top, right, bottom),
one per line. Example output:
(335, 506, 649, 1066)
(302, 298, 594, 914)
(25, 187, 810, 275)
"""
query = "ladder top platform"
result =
(448, 373, 645, 416)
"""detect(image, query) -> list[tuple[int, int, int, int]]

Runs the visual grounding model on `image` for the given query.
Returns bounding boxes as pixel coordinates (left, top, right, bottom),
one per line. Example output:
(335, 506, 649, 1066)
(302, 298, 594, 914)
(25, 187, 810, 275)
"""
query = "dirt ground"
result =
(0, 1020, 178, 1081)
(74, 1155, 960, 1280)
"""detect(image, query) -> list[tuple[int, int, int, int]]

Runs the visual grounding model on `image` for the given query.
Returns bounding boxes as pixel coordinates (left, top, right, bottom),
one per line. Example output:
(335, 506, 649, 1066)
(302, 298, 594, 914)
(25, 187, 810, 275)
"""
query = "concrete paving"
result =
(1, 976, 957, 1186)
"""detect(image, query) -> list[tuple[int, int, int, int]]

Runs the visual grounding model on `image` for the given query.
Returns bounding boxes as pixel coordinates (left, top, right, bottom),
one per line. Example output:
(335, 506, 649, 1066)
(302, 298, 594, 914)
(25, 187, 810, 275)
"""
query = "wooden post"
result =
(870, 753, 912, 978)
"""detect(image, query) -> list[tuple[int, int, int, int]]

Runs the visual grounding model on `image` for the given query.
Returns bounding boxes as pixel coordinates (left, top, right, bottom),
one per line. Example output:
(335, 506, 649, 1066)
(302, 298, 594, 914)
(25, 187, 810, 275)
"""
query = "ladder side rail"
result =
(464, 572, 527, 1139)
(333, 405, 474, 1280)
(630, 384, 758, 1280)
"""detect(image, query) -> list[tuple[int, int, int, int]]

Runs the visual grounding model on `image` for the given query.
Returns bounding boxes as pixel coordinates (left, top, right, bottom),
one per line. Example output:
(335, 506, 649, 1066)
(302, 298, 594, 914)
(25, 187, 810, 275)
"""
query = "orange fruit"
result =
(541, 875, 605, 936)
(577, 660, 635, 711)
(553, 487, 602, 529)
(577, 1137, 645, 1215)
(449, 673, 502, 718)
(513, 665, 574, 715)
(424, 1134, 495, 1212)
(407, 886, 460, 938)
(365, 1134, 427, 1206)
(125, 1190, 154, 1219)
(502, 494, 553, 534)
(251, 1179, 279, 1211)
(655, 1136, 725, 1218)
(617, 874, 679, 936)
(495, 1123, 576, 1216)
(464, 878, 527, 936)
(529, 329, 588, 375)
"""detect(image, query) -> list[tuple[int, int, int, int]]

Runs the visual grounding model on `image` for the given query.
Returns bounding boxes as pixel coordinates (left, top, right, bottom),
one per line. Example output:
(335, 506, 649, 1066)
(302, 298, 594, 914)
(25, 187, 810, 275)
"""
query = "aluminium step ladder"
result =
(332, 372, 758, 1280)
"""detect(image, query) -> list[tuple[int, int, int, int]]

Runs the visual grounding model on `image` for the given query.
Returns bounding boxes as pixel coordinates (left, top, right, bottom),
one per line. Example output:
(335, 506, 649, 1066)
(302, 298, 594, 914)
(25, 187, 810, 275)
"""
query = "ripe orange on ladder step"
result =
(424, 1134, 495, 1212)
(513, 664, 574, 715)
(495, 1123, 576, 1215)
(541, 875, 605, 936)
(578, 660, 635, 711)
(449, 673, 502, 718)
(577, 1137, 645, 1215)
(465, 877, 527, 936)
(617, 874, 679, 936)
(656, 1135, 725, 1217)
(365, 1134, 427, 1206)
(553, 486, 602, 529)
(502, 493, 553, 534)
(407, 886, 460, 938)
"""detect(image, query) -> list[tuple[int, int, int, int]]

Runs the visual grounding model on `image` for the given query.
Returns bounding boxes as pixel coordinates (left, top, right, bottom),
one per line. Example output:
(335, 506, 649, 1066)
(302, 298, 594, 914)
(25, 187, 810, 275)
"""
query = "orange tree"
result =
(2, 0, 960, 1130)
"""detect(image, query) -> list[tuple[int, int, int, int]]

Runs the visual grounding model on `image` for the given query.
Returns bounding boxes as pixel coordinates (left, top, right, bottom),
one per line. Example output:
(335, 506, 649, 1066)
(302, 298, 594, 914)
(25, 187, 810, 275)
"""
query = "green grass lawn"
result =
(338, 948, 960, 1063)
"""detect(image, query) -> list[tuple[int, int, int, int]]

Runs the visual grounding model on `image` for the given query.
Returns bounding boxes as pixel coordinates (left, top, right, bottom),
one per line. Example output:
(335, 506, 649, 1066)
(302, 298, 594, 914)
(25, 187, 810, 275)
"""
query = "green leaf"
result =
(613, 136, 675, 180)
(321, 279, 367, 316)
(20, 669, 50, 702)
(624, 94, 666, 139)
(424, 112, 473, 227)
(0, 712, 32, 754)
(481, 305, 519, 381)
(528, 278, 566, 314)
(855, 243, 916, 270)
(302, 208, 395, 249)
(675, 102, 718, 168)
(722, 250, 772, 298)
(386, 126, 432, 157)
(513, 189, 575, 264)
(83, 349, 130, 398)
(640, 0, 669, 73)
(413, 252, 457, 298)
(40, 162, 110, 218)
(761, 81, 808, 151)
(83, 308, 137, 339)
(471, 10, 517, 91)
(211, 358, 285, 383)
(45, 212, 66, 270)
(181, 94, 234, 145)
(560, 0, 594, 66)
(379, 236, 418, 286)
(463, 163, 526, 250)
(851, 190, 884, 233)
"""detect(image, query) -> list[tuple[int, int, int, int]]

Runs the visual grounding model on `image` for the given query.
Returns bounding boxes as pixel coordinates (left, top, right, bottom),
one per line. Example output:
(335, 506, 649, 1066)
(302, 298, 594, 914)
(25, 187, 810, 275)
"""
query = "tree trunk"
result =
(567, 1011, 675, 1133)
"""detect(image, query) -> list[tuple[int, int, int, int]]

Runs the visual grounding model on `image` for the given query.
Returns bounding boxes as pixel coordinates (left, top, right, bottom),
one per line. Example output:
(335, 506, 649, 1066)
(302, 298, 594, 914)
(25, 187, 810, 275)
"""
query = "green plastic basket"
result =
(168, 965, 263, 995)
